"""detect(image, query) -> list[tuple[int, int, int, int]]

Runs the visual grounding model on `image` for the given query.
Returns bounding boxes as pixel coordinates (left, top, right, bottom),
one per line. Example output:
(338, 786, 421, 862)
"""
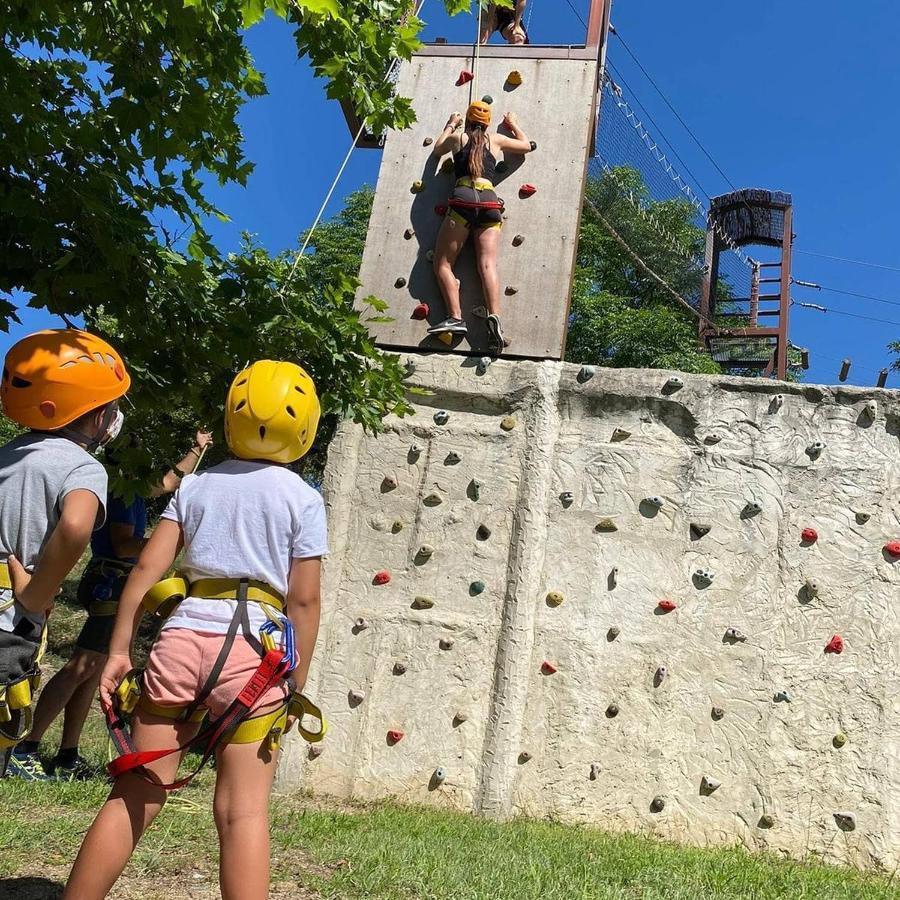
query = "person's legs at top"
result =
(479, 3, 498, 43)
(501, 0, 528, 44)
(63, 709, 200, 900)
(213, 728, 280, 900)
(430, 213, 470, 333)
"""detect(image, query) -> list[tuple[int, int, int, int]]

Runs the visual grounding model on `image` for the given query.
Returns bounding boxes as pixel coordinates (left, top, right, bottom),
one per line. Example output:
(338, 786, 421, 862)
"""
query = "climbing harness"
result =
(0, 562, 48, 751)
(104, 576, 326, 790)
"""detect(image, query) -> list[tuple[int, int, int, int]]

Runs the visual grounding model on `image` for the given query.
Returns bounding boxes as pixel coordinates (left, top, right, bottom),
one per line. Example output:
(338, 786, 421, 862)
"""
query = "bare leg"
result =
(28, 649, 103, 745)
(63, 710, 199, 900)
(60, 662, 103, 750)
(214, 735, 279, 900)
(473, 225, 502, 314)
(479, 4, 498, 43)
(433, 216, 469, 319)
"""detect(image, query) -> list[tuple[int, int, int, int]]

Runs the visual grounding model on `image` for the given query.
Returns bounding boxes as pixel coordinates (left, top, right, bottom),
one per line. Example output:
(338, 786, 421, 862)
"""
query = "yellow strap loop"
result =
(287, 694, 328, 743)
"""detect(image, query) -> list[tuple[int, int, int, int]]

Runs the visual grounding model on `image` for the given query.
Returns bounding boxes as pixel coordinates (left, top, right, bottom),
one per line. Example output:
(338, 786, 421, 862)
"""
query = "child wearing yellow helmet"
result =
(66, 360, 327, 900)
(0, 328, 131, 779)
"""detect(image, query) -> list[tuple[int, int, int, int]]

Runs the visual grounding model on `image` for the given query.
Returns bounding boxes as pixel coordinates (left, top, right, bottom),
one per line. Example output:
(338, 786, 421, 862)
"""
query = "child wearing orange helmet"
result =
(65, 360, 327, 900)
(0, 329, 131, 779)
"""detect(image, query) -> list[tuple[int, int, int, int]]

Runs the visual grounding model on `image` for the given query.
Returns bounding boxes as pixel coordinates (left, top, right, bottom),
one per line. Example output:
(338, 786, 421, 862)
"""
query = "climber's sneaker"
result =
(49, 753, 95, 782)
(485, 314, 509, 354)
(427, 317, 468, 335)
(6, 748, 53, 782)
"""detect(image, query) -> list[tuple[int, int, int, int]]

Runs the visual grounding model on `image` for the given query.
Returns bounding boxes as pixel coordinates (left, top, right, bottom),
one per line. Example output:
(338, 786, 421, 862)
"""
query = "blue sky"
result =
(7, 0, 900, 387)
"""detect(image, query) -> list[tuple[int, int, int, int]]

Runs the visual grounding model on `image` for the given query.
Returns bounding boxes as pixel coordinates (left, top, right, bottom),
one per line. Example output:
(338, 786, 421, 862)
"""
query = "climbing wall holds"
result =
(473, 305, 488, 318)
(771, 393, 784, 410)
(506, 70, 523, 86)
(512, 234, 525, 247)
(500, 415, 517, 431)
(724, 627, 747, 643)
(607, 626, 620, 641)
(504, 285, 518, 296)
(883, 541, 900, 558)
(309, 744, 324, 759)
(445, 450, 461, 465)
(700, 775, 721, 795)
(434, 410, 450, 425)
(863, 399, 878, 420)
(609, 567, 618, 588)
(611, 428, 631, 442)
(481, 94, 493, 104)
(590, 762, 601, 781)
(476, 356, 492, 375)
(417, 544, 435, 560)
(411, 180, 424, 193)
(644, 496, 665, 510)
(595, 518, 618, 532)
(801, 527, 818, 544)
(435, 203, 448, 217)
(693, 568, 715, 587)
(432, 767, 447, 785)
(393, 662, 408, 675)
(690, 523, 711, 539)
(456, 69, 474, 86)
(354, 617, 369, 631)
(404, 228, 415, 240)
(409, 443, 423, 458)
(412, 596, 434, 610)
(422, 137, 433, 146)
(373, 571, 391, 586)
(468, 479, 482, 501)
(804, 578, 820, 600)
(834, 812, 856, 832)
(711, 706, 725, 721)
(395, 276, 407, 289)
(439, 637, 455, 650)
(529, 140, 537, 151)
(348, 689, 365, 706)
(654, 666, 667, 687)
(426, 249, 435, 262)
(773, 690, 792, 703)
(470, 580, 486, 595)
(856, 511, 872, 525)
(560, 491, 574, 507)
(806, 440, 826, 457)
(541, 660, 558, 675)
(545, 591, 564, 607)
(519, 751, 532, 763)
(657, 599, 676, 613)
(705, 432, 723, 444)
(476, 524, 492, 541)
(518, 184, 536, 198)
(650, 797, 665, 813)
(758, 814, 775, 829)
(404, 359, 417, 377)
(824, 634, 844, 654)
(387, 729, 405, 744)
(577, 365, 596, 383)
(664, 376, 684, 391)
(412, 303, 430, 320)
(453, 711, 469, 724)
(437, 331, 454, 346)
(381, 474, 398, 491)
(833, 732, 848, 748)
(744, 499, 763, 516)
(605, 704, 619, 718)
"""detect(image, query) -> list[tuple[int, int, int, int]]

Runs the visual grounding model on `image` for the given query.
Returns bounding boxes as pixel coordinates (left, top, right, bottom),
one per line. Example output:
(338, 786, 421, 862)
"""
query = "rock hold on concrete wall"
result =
(434, 410, 450, 425)
(834, 812, 857, 832)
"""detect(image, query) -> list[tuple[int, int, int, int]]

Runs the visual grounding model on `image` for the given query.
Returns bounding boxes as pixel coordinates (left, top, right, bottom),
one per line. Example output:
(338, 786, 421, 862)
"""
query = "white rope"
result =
(473, 1, 484, 96)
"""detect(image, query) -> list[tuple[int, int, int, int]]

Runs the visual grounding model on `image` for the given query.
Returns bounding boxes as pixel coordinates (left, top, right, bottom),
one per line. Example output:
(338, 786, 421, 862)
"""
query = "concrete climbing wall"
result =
(355, 45, 599, 359)
(279, 355, 900, 872)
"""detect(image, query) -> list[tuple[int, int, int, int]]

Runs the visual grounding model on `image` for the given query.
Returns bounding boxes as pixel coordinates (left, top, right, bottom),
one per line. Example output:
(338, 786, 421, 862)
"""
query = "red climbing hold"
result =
(456, 70, 474, 86)
(373, 570, 391, 586)
(519, 184, 537, 198)
(801, 528, 818, 543)
(412, 303, 429, 320)
(657, 599, 677, 612)
(884, 541, 900, 558)
(387, 729, 405, 744)
(824, 634, 844, 654)
(435, 204, 448, 217)
(541, 661, 558, 675)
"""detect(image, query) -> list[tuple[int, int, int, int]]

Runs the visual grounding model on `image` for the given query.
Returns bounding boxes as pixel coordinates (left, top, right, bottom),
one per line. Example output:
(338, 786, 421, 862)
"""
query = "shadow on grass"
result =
(0, 877, 63, 899)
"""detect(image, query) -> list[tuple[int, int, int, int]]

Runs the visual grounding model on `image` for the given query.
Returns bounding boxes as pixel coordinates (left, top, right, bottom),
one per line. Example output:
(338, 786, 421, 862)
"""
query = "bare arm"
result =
(432, 112, 463, 157)
(10, 489, 100, 615)
(285, 556, 322, 692)
(148, 429, 213, 498)
(494, 112, 533, 155)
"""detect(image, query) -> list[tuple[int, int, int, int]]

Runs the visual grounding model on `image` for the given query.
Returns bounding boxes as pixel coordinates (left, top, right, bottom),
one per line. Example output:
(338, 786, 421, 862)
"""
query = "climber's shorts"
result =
(448, 183, 504, 230)
(74, 559, 131, 654)
(142, 628, 288, 720)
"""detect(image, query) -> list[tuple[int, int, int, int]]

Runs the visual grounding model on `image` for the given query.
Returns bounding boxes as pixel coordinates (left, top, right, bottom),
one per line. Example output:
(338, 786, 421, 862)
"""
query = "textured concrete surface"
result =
(280, 355, 900, 871)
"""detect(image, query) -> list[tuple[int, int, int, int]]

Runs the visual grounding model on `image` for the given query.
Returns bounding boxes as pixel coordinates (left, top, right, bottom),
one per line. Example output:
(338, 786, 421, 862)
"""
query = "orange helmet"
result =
(1, 329, 131, 430)
(466, 101, 492, 128)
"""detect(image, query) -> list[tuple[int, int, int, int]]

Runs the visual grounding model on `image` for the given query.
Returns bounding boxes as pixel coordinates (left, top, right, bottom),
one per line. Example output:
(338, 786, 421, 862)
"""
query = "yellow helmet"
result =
(225, 361, 320, 464)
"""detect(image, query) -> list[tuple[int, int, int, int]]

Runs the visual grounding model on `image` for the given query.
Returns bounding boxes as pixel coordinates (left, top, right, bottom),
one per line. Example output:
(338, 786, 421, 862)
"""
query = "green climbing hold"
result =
(470, 580, 486, 595)
(391, 521, 403, 534)
(833, 732, 848, 748)
(423, 492, 444, 506)
(545, 591, 564, 607)
(500, 415, 517, 431)
(482, 94, 493, 105)
(595, 518, 618, 533)
(412, 596, 435, 610)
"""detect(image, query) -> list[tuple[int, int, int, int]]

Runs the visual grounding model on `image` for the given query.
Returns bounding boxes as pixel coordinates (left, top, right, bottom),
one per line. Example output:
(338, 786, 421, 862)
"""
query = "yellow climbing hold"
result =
(411, 180, 424, 193)
(546, 591, 564, 607)
(507, 70, 523, 86)
(412, 596, 435, 610)
(595, 517, 618, 532)
(500, 415, 517, 431)
(437, 332, 454, 346)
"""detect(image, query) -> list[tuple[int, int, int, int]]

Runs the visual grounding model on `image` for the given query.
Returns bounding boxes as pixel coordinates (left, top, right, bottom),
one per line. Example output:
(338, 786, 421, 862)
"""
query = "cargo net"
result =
(589, 78, 752, 321)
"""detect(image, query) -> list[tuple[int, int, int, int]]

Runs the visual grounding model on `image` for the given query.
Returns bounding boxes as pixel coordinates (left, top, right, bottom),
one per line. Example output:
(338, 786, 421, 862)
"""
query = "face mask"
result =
(101, 409, 125, 447)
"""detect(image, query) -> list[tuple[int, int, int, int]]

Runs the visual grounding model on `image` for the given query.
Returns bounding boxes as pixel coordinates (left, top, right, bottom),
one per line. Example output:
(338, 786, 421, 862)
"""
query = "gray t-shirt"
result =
(0, 433, 107, 635)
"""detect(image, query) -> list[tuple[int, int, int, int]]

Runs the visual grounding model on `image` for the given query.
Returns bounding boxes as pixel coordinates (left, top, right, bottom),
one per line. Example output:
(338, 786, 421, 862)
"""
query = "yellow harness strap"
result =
(189, 578, 284, 609)
(455, 176, 495, 191)
(0, 561, 11, 590)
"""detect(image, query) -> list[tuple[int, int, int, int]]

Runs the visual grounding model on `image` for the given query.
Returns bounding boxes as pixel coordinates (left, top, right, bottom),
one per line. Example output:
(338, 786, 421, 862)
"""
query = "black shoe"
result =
(49, 753, 95, 781)
(485, 314, 508, 353)
(427, 317, 468, 335)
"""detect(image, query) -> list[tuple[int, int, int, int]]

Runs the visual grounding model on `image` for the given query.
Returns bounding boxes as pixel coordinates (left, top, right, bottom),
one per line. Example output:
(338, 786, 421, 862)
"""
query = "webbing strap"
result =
(105, 648, 288, 790)
(448, 197, 504, 211)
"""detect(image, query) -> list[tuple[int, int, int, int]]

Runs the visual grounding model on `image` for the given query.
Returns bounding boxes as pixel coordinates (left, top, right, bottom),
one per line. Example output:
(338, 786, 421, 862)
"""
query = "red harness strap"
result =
(104, 648, 288, 791)
(448, 197, 504, 211)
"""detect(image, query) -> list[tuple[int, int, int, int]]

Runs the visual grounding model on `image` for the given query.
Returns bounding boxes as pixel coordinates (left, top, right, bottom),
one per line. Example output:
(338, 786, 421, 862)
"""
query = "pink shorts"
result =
(143, 628, 288, 719)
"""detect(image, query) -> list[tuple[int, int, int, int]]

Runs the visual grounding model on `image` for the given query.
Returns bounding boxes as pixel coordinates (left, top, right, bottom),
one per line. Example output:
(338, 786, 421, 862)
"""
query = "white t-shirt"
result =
(160, 460, 328, 635)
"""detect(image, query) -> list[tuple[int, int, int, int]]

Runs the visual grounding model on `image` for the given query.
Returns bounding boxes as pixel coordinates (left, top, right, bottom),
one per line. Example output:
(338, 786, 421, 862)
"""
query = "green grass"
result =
(4, 570, 899, 899)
